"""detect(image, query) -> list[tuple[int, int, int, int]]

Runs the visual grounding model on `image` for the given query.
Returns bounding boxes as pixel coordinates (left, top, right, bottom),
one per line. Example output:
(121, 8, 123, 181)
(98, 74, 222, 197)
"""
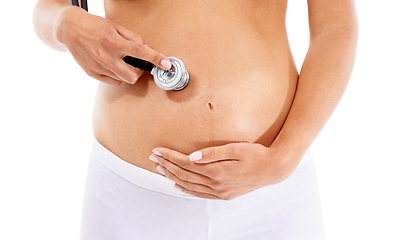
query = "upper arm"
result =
(307, 0, 359, 39)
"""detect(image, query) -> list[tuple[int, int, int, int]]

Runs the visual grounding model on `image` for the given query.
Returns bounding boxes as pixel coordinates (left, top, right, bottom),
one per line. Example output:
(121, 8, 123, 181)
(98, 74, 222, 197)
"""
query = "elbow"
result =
(310, 22, 359, 45)
(32, 2, 41, 42)
(339, 24, 359, 46)
(32, 1, 69, 52)
(310, 13, 360, 43)
(344, 20, 359, 42)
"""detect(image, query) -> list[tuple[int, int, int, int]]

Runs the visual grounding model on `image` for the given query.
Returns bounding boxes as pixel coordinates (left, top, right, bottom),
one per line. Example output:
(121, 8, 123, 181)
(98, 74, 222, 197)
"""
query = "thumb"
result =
(189, 143, 238, 164)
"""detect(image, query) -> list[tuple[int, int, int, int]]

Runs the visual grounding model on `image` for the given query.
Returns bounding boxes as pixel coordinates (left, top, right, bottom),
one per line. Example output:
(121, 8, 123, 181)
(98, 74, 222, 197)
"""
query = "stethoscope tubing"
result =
(123, 56, 154, 73)
(71, 0, 88, 11)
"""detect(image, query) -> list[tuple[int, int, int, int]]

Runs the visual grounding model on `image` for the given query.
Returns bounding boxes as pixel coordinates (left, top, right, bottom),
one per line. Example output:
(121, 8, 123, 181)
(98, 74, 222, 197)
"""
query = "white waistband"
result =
(90, 137, 313, 199)
(90, 138, 199, 199)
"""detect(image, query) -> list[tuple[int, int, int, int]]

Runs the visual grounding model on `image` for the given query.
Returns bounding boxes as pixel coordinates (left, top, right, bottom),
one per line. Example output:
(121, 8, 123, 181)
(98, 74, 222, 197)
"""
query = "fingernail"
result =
(174, 184, 183, 191)
(156, 165, 166, 175)
(189, 150, 202, 161)
(161, 59, 172, 70)
(152, 149, 162, 156)
(149, 154, 158, 163)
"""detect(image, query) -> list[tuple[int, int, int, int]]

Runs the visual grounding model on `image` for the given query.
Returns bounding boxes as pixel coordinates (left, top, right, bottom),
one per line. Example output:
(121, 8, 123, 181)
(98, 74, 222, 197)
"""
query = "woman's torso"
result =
(93, 0, 298, 175)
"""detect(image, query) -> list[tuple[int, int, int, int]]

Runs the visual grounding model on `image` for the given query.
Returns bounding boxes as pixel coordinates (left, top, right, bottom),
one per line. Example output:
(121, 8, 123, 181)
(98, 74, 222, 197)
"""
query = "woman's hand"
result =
(54, 6, 171, 85)
(149, 142, 294, 200)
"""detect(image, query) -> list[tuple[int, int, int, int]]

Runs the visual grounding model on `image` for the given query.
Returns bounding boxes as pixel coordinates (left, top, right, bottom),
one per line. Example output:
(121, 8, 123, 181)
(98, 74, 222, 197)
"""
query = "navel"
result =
(207, 102, 215, 110)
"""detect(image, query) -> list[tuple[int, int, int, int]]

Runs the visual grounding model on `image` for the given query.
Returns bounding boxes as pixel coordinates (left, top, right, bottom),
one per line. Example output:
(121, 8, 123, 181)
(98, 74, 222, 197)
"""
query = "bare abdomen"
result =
(93, 0, 297, 174)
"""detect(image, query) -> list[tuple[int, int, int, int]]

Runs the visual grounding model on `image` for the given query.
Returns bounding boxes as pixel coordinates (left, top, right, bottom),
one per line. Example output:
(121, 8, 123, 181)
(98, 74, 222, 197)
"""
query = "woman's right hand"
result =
(54, 6, 171, 86)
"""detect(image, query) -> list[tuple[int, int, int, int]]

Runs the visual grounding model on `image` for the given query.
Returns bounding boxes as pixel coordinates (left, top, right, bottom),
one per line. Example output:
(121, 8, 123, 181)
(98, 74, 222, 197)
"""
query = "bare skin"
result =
(33, 0, 358, 200)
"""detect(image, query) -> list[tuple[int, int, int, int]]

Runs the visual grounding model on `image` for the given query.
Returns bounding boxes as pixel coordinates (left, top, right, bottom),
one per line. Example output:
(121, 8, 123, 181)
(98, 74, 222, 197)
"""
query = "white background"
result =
(0, 0, 397, 239)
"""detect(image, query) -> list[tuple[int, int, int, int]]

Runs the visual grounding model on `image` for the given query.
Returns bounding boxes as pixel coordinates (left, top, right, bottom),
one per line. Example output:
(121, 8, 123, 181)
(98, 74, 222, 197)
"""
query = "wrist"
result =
(271, 130, 311, 159)
(269, 138, 309, 183)
(54, 6, 84, 50)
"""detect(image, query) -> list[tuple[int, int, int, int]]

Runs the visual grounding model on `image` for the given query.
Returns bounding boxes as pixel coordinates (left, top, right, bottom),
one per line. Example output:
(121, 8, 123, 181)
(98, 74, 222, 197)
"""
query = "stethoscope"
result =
(123, 56, 189, 91)
(71, 0, 190, 91)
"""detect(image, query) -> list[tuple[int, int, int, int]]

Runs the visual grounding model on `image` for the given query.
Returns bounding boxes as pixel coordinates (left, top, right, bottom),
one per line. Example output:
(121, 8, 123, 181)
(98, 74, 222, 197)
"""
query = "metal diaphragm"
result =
(151, 57, 189, 91)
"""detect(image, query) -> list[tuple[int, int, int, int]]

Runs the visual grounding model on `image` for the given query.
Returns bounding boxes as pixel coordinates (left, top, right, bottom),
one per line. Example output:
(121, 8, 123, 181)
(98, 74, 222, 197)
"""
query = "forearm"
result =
(272, 27, 359, 170)
(32, 0, 78, 51)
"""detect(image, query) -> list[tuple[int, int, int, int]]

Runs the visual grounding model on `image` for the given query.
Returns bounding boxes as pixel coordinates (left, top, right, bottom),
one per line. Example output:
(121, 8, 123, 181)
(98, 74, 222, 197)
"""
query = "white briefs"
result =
(79, 138, 325, 240)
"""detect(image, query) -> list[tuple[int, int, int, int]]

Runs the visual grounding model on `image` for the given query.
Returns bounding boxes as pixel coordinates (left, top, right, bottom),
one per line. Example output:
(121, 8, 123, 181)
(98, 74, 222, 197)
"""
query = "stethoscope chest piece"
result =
(151, 57, 189, 91)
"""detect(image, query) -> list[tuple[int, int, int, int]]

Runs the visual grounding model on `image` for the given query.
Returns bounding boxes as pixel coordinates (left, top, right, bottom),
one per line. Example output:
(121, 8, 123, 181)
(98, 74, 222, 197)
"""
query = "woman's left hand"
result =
(149, 142, 290, 200)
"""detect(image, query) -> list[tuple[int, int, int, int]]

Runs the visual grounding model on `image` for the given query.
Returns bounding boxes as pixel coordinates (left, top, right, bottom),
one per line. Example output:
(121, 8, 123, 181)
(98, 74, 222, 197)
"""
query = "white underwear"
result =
(80, 138, 324, 240)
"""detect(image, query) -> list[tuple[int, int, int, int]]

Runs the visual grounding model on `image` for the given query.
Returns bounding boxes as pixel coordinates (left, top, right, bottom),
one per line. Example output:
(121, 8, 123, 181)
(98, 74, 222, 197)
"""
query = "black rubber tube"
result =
(71, 0, 79, 7)
(71, 0, 88, 11)
(123, 56, 155, 73)
(81, 0, 88, 11)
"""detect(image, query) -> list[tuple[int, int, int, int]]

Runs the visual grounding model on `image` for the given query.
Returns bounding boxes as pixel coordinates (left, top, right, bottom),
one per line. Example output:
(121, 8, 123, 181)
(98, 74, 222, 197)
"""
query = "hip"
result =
(80, 137, 324, 240)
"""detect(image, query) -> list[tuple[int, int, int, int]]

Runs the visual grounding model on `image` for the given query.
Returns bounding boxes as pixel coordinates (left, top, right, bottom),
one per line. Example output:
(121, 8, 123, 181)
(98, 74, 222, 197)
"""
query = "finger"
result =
(91, 62, 124, 81)
(92, 38, 145, 84)
(96, 54, 143, 84)
(151, 154, 213, 185)
(155, 164, 215, 195)
(123, 41, 172, 71)
(113, 24, 172, 71)
(175, 184, 221, 200)
(152, 148, 216, 177)
(84, 66, 122, 85)
(113, 59, 144, 84)
(126, 63, 145, 78)
(188, 143, 240, 164)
